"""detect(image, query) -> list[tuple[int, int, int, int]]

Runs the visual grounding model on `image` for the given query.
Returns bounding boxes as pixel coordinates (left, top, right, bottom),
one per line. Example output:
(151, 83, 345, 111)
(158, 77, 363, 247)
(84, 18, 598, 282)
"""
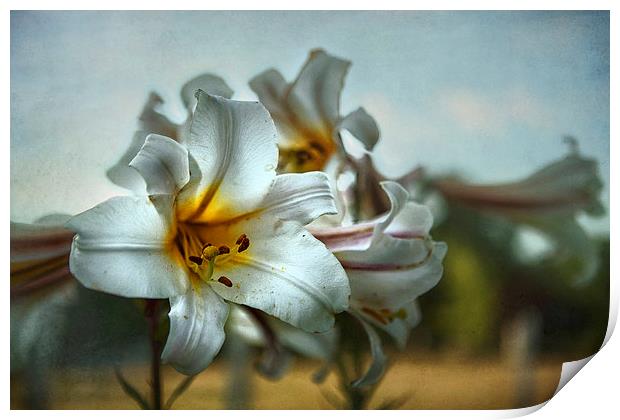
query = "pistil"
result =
(185, 233, 252, 288)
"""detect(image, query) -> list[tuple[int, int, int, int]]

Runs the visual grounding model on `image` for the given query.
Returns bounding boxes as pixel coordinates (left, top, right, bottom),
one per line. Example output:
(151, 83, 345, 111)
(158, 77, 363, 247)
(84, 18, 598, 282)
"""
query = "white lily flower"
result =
(432, 140, 603, 284)
(310, 181, 447, 385)
(250, 49, 379, 173)
(67, 91, 350, 375)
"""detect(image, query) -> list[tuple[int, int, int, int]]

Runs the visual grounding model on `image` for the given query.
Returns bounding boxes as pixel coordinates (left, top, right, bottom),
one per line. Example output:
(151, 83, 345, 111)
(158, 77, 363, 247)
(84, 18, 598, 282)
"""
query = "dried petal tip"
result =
(194, 88, 205, 100)
(188, 255, 203, 265)
(217, 276, 233, 287)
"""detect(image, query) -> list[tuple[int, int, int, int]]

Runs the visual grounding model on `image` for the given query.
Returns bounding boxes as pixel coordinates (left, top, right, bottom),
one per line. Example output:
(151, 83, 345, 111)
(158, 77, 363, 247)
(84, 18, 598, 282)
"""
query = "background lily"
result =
(11, 215, 75, 299)
(250, 49, 380, 173)
(106, 74, 234, 193)
(310, 181, 447, 387)
(228, 305, 337, 380)
(340, 154, 426, 223)
(431, 141, 603, 285)
(67, 91, 350, 376)
(11, 216, 77, 408)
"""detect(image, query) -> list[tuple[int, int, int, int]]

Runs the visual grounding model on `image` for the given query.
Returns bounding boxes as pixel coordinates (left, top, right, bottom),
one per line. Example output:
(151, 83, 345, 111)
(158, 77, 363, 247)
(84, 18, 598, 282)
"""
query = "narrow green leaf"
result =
(114, 366, 150, 410)
(164, 374, 197, 409)
(375, 393, 411, 410)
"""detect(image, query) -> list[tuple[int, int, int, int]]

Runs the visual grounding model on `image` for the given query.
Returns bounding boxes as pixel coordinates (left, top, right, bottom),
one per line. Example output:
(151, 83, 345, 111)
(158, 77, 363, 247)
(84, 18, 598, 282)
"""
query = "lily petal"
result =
(433, 148, 603, 217)
(309, 181, 431, 252)
(230, 305, 336, 361)
(176, 92, 278, 223)
(181, 73, 234, 109)
(350, 313, 386, 388)
(106, 131, 150, 193)
(67, 195, 189, 298)
(286, 49, 350, 136)
(11, 221, 74, 263)
(162, 285, 229, 375)
(248, 69, 292, 134)
(344, 238, 446, 309)
(359, 301, 422, 350)
(107, 94, 181, 193)
(11, 218, 75, 298)
(139, 92, 180, 139)
(308, 220, 378, 253)
(209, 216, 350, 333)
(524, 216, 599, 286)
(337, 107, 380, 151)
(129, 134, 190, 195)
(256, 172, 338, 225)
(319, 182, 446, 309)
(107, 76, 234, 192)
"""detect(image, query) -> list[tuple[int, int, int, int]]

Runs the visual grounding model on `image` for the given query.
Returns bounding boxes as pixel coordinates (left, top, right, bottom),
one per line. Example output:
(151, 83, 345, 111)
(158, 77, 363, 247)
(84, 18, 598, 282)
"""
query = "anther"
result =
(237, 237, 250, 253)
(235, 234, 247, 245)
(201, 243, 213, 252)
(361, 307, 389, 325)
(296, 150, 312, 163)
(217, 276, 233, 287)
(218, 245, 230, 254)
(188, 256, 203, 265)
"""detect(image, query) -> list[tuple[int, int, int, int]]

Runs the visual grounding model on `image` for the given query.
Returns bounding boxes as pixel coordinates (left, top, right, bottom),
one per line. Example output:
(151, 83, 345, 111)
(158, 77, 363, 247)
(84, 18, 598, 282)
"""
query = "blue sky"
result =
(10, 11, 609, 233)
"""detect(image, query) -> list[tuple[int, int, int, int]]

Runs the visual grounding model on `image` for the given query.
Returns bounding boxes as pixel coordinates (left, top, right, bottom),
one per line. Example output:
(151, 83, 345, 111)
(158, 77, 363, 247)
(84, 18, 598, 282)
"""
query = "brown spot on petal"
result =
(218, 276, 233, 287)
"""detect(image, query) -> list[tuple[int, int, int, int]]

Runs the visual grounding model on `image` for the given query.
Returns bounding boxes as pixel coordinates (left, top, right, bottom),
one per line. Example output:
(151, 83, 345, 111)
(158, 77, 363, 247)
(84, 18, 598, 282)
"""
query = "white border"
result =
(4, 1, 616, 418)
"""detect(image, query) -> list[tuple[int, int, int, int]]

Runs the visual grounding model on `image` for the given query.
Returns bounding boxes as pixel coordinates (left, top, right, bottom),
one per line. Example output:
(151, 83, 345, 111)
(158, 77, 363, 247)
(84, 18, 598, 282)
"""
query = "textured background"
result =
(10, 11, 609, 234)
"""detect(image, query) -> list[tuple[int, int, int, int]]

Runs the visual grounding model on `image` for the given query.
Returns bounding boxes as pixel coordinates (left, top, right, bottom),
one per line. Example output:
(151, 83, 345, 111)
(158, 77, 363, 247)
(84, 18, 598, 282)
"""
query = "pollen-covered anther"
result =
(235, 233, 250, 253)
(188, 255, 203, 265)
(295, 150, 312, 164)
(237, 237, 250, 253)
(217, 276, 233, 287)
(361, 307, 389, 325)
(218, 245, 230, 255)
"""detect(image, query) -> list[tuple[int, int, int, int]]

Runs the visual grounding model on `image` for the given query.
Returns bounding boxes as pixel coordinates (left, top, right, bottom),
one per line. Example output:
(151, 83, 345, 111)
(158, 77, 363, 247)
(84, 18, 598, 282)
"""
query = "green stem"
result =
(145, 299, 163, 410)
(335, 352, 369, 410)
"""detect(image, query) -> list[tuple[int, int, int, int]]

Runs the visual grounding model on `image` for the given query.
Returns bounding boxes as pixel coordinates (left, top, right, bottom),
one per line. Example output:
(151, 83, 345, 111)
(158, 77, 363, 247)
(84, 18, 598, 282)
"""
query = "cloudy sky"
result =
(11, 11, 609, 233)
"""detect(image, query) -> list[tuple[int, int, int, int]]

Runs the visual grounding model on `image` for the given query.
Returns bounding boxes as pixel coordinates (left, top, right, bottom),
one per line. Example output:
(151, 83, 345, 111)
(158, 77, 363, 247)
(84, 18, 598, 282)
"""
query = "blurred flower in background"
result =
(250, 49, 379, 173)
(432, 139, 603, 285)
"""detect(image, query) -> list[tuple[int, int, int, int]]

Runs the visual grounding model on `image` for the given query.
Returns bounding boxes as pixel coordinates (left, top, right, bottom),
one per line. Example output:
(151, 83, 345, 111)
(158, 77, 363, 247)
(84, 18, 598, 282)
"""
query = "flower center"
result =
(278, 137, 335, 173)
(175, 224, 250, 289)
